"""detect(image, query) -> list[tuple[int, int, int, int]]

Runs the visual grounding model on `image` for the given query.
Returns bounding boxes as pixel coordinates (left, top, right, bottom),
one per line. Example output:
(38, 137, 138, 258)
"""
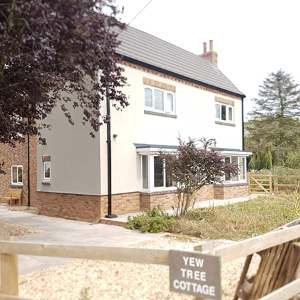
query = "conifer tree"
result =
(245, 69, 300, 165)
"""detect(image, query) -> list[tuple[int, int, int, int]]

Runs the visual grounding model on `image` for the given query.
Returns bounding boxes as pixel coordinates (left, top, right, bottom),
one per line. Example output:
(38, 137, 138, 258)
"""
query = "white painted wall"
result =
(100, 65, 244, 195)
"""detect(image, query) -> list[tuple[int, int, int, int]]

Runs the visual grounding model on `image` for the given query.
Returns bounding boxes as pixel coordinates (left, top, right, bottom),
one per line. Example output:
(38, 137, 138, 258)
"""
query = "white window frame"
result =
(215, 103, 234, 123)
(144, 85, 175, 114)
(224, 156, 247, 183)
(44, 162, 51, 180)
(141, 155, 176, 192)
(11, 165, 23, 185)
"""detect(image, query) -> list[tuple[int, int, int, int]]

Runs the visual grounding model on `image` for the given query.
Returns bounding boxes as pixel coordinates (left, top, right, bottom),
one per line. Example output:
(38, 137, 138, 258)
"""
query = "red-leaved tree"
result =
(160, 137, 239, 216)
(0, 0, 128, 146)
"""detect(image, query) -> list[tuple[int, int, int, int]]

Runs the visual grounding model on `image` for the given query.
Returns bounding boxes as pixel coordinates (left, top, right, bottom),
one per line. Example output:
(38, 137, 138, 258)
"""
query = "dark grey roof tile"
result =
(116, 26, 244, 97)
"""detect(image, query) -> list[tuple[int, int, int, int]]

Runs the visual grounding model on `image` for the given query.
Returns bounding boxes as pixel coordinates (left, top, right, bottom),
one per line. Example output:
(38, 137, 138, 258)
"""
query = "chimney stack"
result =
(200, 40, 218, 67)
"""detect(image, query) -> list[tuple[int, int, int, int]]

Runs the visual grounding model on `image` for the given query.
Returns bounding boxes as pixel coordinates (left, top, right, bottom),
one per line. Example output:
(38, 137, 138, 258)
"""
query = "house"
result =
(0, 26, 251, 221)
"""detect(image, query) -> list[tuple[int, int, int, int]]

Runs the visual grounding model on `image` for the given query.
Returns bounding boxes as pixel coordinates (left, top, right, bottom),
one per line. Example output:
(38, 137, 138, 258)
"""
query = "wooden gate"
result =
(247, 174, 272, 195)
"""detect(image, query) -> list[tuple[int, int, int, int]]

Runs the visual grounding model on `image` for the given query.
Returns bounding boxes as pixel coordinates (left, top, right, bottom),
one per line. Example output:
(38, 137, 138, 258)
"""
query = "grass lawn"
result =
(171, 192, 300, 240)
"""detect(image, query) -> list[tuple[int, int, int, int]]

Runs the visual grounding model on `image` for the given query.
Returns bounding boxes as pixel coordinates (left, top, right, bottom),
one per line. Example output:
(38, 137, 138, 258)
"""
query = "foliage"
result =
(126, 206, 175, 233)
(159, 137, 239, 216)
(0, 0, 128, 147)
(245, 69, 300, 165)
(285, 152, 300, 169)
(248, 149, 272, 170)
(171, 194, 300, 240)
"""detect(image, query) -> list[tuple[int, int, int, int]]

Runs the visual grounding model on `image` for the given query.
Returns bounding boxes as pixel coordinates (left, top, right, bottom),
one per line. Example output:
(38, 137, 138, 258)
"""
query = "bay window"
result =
(225, 156, 246, 182)
(141, 155, 175, 191)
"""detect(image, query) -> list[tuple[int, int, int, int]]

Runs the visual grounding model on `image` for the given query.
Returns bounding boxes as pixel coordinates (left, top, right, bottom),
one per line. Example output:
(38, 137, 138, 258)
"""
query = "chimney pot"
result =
(203, 42, 207, 54)
(209, 40, 213, 52)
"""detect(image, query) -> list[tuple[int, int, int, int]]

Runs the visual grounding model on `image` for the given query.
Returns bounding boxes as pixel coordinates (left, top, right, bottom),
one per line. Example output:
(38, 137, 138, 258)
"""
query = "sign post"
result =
(169, 250, 221, 299)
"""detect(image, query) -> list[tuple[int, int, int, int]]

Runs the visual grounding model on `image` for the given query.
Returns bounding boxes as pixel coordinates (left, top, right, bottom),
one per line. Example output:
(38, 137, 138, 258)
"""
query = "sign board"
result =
(169, 250, 221, 299)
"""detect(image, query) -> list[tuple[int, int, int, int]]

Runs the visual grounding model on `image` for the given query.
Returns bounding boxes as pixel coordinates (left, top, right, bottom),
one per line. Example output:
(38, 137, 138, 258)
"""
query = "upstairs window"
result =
(215, 103, 233, 123)
(144, 85, 175, 114)
(11, 165, 23, 185)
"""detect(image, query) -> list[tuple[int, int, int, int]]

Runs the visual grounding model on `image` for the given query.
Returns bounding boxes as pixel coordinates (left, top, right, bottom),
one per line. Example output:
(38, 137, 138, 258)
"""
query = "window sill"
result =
(214, 182, 248, 187)
(141, 188, 177, 196)
(215, 121, 235, 127)
(144, 110, 177, 119)
(42, 181, 51, 186)
(10, 184, 23, 188)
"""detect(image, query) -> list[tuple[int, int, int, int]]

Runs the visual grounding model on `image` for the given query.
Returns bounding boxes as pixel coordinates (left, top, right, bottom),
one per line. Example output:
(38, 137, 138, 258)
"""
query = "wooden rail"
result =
(2, 225, 300, 299)
(248, 174, 300, 195)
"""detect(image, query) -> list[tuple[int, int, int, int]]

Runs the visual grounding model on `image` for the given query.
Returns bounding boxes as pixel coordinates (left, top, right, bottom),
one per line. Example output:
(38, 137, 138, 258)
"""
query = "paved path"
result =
(0, 207, 165, 275)
(0, 194, 260, 275)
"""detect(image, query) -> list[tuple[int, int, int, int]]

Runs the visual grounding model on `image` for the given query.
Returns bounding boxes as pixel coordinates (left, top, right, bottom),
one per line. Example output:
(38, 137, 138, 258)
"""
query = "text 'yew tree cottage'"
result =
(0, 26, 251, 221)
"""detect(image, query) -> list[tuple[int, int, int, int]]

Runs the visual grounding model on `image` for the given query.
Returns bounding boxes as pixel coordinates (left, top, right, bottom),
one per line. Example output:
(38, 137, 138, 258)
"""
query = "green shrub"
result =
(127, 206, 175, 233)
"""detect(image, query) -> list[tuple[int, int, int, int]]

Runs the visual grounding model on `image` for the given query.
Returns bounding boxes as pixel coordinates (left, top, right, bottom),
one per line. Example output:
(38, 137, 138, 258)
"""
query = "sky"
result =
(113, 0, 300, 120)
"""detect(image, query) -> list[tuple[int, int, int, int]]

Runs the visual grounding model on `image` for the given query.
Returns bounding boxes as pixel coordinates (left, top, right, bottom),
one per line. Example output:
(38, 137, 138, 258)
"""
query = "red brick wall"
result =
(214, 183, 249, 200)
(195, 184, 214, 201)
(37, 192, 101, 222)
(0, 136, 37, 206)
(100, 192, 140, 218)
(140, 191, 177, 211)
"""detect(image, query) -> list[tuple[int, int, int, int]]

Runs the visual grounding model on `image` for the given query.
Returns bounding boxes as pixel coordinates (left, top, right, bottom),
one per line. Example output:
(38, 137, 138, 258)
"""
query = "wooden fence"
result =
(248, 174, 300, 195)
(1, 222, 300, 300)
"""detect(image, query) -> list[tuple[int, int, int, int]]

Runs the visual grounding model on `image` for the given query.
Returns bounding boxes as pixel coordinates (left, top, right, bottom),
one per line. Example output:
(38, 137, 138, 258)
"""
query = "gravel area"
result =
(16, 235, 260, 300)
(0, 204, 39, 215)
(0, 220, 44, 236)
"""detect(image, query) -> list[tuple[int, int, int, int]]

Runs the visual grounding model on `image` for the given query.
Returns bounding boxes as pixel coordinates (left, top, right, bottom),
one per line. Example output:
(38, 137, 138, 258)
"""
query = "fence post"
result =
(274, 176, 278, 194)
(0, 235, 18, 296)
(247, 173, 251, 195)
(269, 176, 273, 195)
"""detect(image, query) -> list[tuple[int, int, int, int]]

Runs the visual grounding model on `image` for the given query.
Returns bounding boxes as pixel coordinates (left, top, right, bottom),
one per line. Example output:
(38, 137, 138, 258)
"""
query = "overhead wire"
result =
(117, 0, 153, 35)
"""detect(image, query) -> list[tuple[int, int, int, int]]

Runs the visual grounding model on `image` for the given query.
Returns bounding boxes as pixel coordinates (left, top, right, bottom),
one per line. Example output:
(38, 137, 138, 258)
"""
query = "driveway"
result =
(0, 207, 165, 275)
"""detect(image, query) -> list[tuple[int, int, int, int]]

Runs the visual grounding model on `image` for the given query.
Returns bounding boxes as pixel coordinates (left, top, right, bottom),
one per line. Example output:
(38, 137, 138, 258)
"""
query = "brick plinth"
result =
(214, 183, 249, 200)
(100, 192, 140, 218)
(37, 192, 101, 222)
(140, 191, 177, 211)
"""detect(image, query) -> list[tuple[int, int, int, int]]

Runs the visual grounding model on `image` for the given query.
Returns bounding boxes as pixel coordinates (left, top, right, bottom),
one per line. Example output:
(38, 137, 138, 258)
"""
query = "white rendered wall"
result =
(100, 65, 244, 195)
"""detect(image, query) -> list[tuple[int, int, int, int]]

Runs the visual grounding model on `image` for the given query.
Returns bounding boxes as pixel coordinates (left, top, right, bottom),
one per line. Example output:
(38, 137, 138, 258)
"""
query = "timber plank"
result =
(215, 225, 300, 263)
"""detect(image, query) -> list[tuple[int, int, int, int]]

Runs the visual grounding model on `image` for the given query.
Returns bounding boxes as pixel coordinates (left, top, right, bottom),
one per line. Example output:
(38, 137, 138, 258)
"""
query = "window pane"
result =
(18, 167, 22, 183)
(142, 155, 148, 189)
(229, 107, 233, 121)
(12, 166, 17, 183)
(154, 156, 164, 187)
(44, 163, 51, 179)
(154, 90, 164, 110)
(232, 157, 238, 181)
(215, 104, 220, 118)
(165, 161, 173, 187)
(240, 157, 246, 180)
(166, 93, 173, 112)
(221, 105, 226, 121)
(225, 157, 231, 181)
(144, 88, 152, 107)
